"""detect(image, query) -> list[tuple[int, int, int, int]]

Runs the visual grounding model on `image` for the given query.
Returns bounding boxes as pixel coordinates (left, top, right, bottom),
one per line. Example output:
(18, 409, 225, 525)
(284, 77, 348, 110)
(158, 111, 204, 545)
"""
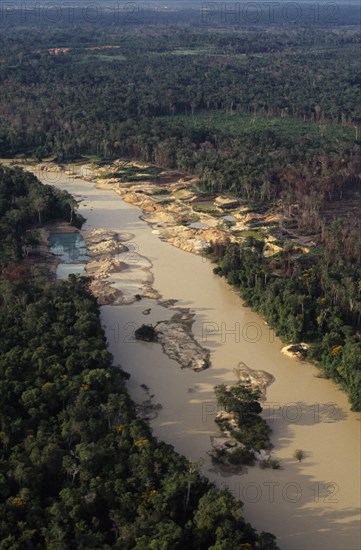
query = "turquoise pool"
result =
(49, 232, 89, 279)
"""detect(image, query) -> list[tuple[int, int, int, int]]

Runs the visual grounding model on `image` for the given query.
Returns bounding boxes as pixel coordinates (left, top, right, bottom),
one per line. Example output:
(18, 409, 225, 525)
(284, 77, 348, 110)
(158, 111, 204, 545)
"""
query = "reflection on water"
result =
(49, 232, 89, 279)
(49, 232, 89, 262)
(38, 171, 360, 550)
(56, 263, 87, 279)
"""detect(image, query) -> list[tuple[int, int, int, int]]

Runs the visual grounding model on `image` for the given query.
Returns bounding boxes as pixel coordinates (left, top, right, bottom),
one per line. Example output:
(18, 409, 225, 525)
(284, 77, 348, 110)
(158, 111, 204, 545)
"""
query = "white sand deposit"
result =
(11, 163, 361, 550)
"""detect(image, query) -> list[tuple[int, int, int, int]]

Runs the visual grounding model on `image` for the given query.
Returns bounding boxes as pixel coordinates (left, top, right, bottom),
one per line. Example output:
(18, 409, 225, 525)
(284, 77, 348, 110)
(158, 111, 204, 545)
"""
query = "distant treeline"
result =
(0, 28, 360, 234)
(0, 26, 360, 412)
(0, 2, 360, 28)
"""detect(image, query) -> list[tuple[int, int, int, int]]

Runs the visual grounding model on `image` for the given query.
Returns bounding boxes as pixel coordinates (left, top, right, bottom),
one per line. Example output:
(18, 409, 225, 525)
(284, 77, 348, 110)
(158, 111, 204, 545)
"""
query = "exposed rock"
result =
(264, 213, 282, 223)
(254, 449, 271, 461)
(214, 196, 240, 209)
(80, 164, 96, 178)
(85, 228, 127, 257)
(143, 210, 182, 225)
(211, 436, 244, 452)
(281, 343, 310, 361)
(155, 319, 210, 371)
(234, 362, 275, 401)
(215, 410, 239, 432)
(210, 365, 275, 467)
(157, 299, 178, 308)
(84, 162, 247, 256)
(244, 212, 264, 223)
(149, 225, 231, 255)
(82, 228, 159, 305)
(86, 257, 124, 279)
(89, 280, 123, 305)
(264, 241, 283, 257)
(37, 162, 63, 172)
(122, 192, 158, 212)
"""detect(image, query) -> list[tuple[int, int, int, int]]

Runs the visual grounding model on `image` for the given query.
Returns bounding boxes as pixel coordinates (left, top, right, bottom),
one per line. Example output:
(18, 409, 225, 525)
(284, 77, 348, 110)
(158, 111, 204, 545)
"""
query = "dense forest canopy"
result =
(0, 165, 83, 267)
(207, 229, 361, 410)
(0, 8, 360, 545)
(0, 27, 360, 217)
(0, 166, 279, 548)
(0, 20, 360, 409)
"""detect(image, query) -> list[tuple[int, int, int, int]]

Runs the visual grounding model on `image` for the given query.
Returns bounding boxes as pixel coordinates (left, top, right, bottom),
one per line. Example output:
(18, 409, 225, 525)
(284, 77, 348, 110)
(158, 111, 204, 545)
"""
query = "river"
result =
(36, 167, 361, 549)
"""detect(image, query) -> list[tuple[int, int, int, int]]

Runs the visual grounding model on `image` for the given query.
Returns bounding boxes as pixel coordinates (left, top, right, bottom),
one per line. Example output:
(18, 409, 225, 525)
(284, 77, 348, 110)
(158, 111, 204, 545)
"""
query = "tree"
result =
(135, 324, 157, 342)
(214, 384, 262, 425)
(294, 449, 304, 462)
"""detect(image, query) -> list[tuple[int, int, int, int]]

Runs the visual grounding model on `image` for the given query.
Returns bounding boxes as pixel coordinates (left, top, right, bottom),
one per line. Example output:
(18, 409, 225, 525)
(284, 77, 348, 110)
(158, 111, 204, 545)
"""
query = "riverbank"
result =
(84, 227, 158, 305)
(2, 159, 360, 549)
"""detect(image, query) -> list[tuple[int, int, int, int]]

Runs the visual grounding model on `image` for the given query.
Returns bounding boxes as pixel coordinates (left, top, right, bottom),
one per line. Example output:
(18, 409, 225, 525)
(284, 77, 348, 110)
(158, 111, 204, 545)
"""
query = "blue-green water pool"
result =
(49, 232, 89, 279)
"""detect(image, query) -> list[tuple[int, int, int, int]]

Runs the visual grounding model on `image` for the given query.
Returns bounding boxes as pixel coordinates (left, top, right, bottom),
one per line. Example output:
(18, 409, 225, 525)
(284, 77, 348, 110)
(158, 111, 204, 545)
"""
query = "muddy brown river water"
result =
(22, 166, 361, 549)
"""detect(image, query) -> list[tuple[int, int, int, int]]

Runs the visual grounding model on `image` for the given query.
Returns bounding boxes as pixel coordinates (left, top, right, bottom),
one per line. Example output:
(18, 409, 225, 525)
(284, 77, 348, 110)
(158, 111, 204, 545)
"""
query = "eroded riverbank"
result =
(4, 161, 361, 550)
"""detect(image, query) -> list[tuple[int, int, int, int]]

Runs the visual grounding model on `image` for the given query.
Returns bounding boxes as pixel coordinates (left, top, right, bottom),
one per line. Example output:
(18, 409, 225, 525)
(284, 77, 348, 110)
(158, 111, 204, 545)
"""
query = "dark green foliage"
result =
(0, 29, 360, 234)
(259, 459, 281, 470)
(214, 384, 263, 425)
(213, 384, 272, 465)
(0, 165, 83, 267)
(209, 231, 361, 411)
(0, 282, 278, 550)
(294, 449, 304, 462)
(228, 448, 256, 466)
(135, 324, 157, 342)
(0, 16, 358, 458)
(0, 168, 279, 548)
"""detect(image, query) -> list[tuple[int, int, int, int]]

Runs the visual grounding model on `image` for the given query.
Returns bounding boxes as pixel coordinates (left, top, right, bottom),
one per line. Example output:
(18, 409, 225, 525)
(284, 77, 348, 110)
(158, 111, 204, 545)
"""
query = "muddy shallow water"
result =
(31, 167, 361, 549)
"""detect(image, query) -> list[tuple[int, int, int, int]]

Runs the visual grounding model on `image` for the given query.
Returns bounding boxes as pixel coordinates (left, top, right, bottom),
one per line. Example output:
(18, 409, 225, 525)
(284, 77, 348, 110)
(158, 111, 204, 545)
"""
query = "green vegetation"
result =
(100, 164, 161, 183)
(0, 25, 359, 413)
(259, 459, 281, 470)
(2, 275, 280, 548)
(211, 384, 272, 466)
(207, 235, 361, 411)
(0, 13, 359, 544)
(0, 166, 279, 549)
(0, 8, 359, 544)
(161, 111, 357, 142)
(135, 324, 158, 342)
(237, 230, 264, 241)
(294, 449, 304, 462)
(1, 28, 359, 250)
(0, 29, 359, 232)
(0, 165, 84, 267)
